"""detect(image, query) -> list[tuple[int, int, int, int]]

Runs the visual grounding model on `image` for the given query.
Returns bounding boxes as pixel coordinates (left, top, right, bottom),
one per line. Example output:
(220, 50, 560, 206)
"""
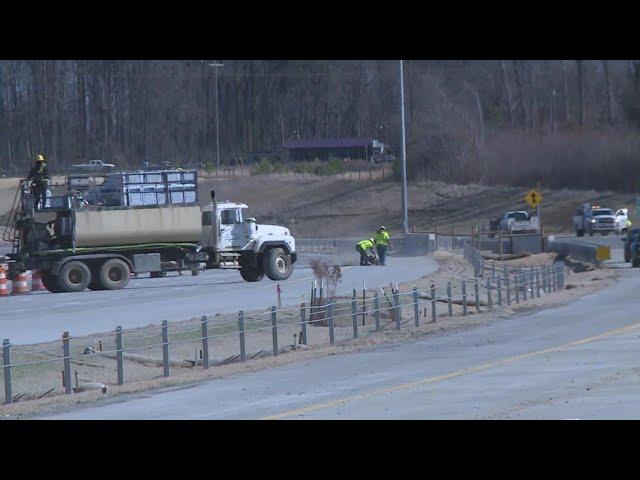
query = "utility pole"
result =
(400, 60, 409, 234)
(209, 62, 224, 166)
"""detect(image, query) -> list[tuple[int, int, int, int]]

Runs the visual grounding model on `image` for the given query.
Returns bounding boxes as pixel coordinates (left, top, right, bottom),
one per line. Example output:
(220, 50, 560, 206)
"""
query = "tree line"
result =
(1, 60, 639, 191)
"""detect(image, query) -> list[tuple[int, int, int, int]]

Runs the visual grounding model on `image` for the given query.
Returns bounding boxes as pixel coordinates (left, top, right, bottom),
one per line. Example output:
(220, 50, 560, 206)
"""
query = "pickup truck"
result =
(489, 211, 540, 236)
(71, 159, 115, 172)
(573, 204, 616, 236)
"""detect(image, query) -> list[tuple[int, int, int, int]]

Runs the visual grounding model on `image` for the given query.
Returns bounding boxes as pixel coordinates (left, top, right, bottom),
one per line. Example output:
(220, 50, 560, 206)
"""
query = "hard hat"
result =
(370, 238, 375, 243)
(379, 226, 386, 230)
(37, 154, 45, 162)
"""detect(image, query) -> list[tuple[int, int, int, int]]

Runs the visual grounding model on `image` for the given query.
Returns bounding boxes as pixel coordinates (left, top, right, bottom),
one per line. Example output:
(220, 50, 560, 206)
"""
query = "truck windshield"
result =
(593, 209, 613, 216)
(508, 212, 529, 221)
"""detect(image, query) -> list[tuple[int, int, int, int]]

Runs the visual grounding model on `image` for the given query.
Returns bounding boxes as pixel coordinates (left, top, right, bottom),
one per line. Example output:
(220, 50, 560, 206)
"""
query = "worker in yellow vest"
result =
(356, 238, 376, 266)
(373, 226, 392, 266)
(26, 154, 49, 209)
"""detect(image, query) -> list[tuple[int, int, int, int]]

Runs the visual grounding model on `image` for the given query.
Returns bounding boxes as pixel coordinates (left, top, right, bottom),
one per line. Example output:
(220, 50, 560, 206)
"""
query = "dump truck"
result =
(2, 177, 296, 293)
(572, 204, 616, 237)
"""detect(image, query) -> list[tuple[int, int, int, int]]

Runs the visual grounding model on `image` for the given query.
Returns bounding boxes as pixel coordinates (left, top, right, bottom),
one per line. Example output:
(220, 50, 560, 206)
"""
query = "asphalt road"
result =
(42, 246, 640, 420)
(1, 253, 437, 345)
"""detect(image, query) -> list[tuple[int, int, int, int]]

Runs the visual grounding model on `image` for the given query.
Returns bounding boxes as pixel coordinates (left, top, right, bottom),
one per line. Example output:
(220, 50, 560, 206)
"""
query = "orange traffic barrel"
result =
(0, 264, 9, 296)
(12, 271, 29, 294)
(31, 270, 46, 292)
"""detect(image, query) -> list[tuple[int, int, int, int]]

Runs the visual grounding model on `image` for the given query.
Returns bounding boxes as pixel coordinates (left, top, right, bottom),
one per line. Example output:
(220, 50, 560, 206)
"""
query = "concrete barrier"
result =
(546, 240, 609, 265)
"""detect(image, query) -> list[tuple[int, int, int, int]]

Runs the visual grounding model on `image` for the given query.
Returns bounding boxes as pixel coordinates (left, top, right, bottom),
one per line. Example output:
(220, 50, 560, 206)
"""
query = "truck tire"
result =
(42, 274, 65, 293)
(240, 266, 264, 282)
(633, 258, 640, 268)
(576, 229, 584, 237)
(98, 259, 130, 290)
(58, 261, 92, 293)
(263, 247, 293, 281)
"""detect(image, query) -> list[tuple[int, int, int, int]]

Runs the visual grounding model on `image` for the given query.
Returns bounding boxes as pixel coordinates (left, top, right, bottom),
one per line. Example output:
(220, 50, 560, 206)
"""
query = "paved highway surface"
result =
(1, 253, 437, 345)
(41, 243, 640, 420)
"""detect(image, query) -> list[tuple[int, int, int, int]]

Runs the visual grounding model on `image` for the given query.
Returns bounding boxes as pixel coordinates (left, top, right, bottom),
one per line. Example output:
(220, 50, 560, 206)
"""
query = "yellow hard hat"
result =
(37, 154, 45, 162)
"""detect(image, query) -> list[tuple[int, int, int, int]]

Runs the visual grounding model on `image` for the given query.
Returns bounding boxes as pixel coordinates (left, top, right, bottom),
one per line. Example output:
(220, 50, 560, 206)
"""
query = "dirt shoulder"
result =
(2, 250, 617, 419)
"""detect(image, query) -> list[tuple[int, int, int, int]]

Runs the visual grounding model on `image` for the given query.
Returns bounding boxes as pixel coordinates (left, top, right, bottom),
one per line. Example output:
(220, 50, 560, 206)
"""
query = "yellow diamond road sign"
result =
(524, 189, 542, 208)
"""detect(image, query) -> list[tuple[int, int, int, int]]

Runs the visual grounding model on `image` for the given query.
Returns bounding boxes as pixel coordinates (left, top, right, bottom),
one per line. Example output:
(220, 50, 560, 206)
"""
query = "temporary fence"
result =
(0, 261, 566, 405)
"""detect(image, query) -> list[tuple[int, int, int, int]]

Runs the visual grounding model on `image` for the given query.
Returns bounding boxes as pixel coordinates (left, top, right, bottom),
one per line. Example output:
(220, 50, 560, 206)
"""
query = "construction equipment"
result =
(2, 172, 296, 293)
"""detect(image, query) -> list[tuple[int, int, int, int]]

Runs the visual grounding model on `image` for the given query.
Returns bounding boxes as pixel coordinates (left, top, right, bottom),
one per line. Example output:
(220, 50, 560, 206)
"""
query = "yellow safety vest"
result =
(374, 231, 390, 246)
(357, 239, 374, 250)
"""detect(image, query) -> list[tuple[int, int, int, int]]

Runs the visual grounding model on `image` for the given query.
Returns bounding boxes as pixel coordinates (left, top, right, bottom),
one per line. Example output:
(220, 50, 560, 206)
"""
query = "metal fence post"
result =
(328, 303, 335, 344)
(497, 277, 502, 306)
(62, 331, 72, 394)
(374, 292, 380, 331)
(515, 273, 520, 304)
(239, 311, 246, 362)
(351, 298, 358, 339)
(116, 326, 124, 384)
(271, 306, 278, 356)
(474, 278, 480, 312)
(550, 265, 556, 292)
(522, 268, 528, 301)
(300, 303, 308, 345)
(431, 284, 437, 323)
(487, 278, 493, 309)
(462, 280, 468, 316)
(529, 268, 535, 300)
(393, 290, 401, 330)
(200, 316, 209, 369)
(535, 267, 541, 298)
(162, 320, 169, 377)
(491, 261, 496, 281)
(447, 282, 453, 317)
(3, 339, 12, 404)
(557, 263, 564, 290)
(413, 287, 419, 327)
(505, 269, 511, 306)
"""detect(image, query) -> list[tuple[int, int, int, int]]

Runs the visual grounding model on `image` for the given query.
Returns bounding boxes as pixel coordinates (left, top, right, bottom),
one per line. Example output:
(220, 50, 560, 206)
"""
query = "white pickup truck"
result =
(496, 211, 540, 234)
(71, 159, 115, 172)
(573, 204, 616, 236)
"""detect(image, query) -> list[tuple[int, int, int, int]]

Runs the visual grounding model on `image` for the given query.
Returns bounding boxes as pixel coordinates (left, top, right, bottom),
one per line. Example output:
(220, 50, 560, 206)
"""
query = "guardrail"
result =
(0, 260, 566, 406)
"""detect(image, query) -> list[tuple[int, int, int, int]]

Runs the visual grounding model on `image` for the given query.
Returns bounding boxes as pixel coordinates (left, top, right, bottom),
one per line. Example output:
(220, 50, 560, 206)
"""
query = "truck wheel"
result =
(576, 230, 584, 237)
(42, 274, 65, 293)
(263, 248, 293, 281)
(58, 261, 92, 293)
(98, 259, 130, 290)
(240, 267, 264, 282)
(633, 258, 640, 268)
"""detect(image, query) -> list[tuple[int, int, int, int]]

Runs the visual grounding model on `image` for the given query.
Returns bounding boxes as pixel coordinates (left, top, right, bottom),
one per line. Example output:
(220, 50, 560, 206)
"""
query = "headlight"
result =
(590, 219, 596, 223)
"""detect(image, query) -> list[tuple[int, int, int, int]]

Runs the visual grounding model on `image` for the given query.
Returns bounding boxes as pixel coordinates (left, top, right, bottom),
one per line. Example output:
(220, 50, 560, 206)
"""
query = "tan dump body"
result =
(74, 205, 202, 247)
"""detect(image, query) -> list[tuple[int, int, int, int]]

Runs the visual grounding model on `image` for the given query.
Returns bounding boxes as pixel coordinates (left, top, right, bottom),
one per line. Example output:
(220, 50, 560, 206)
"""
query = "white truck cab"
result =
(200, 193, 296, 282)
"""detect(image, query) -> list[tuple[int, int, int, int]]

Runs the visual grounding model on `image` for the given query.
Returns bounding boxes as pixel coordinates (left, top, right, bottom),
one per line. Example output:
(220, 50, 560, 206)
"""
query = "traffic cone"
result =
(31, 270, 46, 292)
(12, 271, 29, 294)
(0, 264, 10, 296)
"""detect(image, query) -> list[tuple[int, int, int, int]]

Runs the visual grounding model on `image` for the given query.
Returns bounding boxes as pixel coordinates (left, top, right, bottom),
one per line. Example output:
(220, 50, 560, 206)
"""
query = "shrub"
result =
(251, 158, 274, 175)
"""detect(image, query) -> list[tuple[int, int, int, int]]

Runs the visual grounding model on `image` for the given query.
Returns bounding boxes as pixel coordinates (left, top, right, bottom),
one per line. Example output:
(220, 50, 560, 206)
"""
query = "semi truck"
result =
(2, 179, 296, 293)
(572, 204, 616, 237)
